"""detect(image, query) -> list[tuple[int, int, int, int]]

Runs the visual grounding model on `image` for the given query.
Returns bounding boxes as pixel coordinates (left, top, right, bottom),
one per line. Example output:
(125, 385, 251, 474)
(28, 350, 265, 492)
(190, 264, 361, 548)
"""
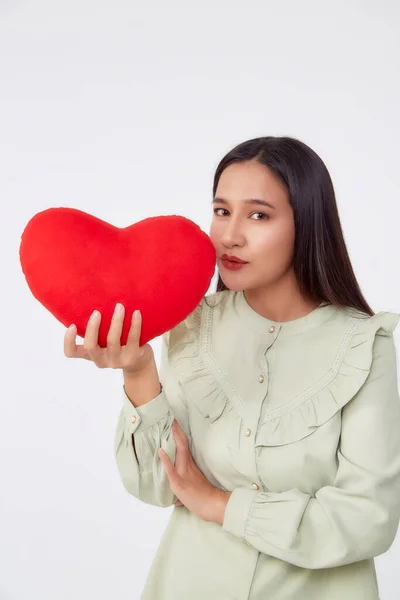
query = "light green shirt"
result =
(114, 289, 400, 600)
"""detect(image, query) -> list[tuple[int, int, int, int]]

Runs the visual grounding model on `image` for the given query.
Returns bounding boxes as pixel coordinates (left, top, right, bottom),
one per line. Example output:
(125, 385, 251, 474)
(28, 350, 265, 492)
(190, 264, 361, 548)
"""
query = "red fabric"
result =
(19, 207, 216, 347)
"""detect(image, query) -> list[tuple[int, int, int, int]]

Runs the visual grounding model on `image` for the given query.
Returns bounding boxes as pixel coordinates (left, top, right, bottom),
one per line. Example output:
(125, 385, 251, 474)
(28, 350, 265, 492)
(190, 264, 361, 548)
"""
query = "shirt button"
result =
(244, 428, 252, 437)
(258, 375, 264, 383)
(252, 482, 260, 490)
(131, 416, 137, 424)
(268, 325, 275, 333)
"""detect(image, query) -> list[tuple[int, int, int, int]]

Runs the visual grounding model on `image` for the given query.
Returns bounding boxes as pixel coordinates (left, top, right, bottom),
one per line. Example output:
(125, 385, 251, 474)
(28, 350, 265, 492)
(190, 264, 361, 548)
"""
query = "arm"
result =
(114, 330, 190, 507)
(122, 350, 163, 407)
(222, 330, 400, 569)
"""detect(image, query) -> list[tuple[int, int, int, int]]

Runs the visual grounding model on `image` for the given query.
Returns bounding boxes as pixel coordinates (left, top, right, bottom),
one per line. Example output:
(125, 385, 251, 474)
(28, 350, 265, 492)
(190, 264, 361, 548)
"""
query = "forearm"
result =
(116, 357, 175, 506)
(115, 401, 176, 507)
(212, 490, 233, 525)
(123, 355, 162, 407)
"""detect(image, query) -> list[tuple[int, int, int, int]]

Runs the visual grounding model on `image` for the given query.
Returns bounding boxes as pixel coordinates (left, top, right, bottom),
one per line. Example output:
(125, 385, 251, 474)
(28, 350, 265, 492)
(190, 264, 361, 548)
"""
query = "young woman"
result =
(65, 136, 400, 599)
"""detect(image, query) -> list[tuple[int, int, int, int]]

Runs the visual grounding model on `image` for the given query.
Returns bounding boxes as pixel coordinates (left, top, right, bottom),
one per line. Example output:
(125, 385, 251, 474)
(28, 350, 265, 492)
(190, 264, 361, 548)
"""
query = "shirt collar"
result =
(233, 289, 338, 337)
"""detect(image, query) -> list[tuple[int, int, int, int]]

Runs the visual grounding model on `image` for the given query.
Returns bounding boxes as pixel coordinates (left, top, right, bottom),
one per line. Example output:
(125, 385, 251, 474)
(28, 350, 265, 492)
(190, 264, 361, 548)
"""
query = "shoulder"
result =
(338, 305, 399, 333)
(320, 305, 399, 356)
(168, 291, 232, 338)
(162, 290, 232, 360)
(335, 305, 399, 364)
(326, 307, 400, 395)
(336, 307, 400, 353)
(353, 309, 400, 374)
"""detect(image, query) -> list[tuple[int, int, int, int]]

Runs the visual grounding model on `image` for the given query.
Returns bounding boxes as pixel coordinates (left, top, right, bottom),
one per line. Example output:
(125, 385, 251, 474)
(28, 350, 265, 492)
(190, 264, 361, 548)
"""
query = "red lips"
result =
(221, 254, 248, 264)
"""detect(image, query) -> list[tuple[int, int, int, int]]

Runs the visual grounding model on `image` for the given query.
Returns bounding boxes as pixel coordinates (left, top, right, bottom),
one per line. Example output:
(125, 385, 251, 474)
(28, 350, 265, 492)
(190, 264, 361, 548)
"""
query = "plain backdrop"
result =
(1, 1, 399, 598)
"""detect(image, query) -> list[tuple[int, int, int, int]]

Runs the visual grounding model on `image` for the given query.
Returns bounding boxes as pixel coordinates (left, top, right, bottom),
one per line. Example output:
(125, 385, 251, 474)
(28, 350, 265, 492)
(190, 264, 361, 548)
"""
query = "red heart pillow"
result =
(19, 207, 216, 347)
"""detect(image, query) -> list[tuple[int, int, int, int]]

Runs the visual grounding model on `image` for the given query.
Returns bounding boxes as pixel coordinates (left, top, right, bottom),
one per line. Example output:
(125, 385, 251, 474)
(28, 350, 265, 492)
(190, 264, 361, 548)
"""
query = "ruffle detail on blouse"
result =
(255, 311, 400, 447)
(167, 299, 203, 360)
(176, 354, 231, 422)
(169, 295, 233, 423)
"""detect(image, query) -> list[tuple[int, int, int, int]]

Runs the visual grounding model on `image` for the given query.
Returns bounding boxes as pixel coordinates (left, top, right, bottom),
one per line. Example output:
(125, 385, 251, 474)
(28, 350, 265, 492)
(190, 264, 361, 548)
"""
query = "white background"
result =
(1, 1, 399, 598)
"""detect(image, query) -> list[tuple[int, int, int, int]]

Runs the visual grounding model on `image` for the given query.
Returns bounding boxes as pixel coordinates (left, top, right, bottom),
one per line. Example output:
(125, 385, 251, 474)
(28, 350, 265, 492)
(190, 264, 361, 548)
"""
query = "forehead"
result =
(215, 161, 288, 204)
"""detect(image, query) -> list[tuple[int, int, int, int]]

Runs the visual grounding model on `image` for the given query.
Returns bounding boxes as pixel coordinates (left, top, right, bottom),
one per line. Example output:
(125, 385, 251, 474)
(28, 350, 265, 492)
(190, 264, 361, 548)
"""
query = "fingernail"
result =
(91, 310, 99, 319)
(115, 303, 124, 313)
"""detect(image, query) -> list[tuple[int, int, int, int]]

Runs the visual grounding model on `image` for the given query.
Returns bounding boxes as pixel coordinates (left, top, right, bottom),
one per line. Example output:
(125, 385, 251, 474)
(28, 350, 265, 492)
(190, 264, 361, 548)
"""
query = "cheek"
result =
(209, 221, 223, 246)
(209, 219, 219, 233)
(255, 222, 295, 262)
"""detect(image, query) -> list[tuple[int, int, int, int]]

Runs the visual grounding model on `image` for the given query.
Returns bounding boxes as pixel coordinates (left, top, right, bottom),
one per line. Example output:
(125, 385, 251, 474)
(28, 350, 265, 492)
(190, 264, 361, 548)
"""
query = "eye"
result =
(213, 208, 228, 217)
(250, 212, 269, 220)
(213, 208, 270, 220)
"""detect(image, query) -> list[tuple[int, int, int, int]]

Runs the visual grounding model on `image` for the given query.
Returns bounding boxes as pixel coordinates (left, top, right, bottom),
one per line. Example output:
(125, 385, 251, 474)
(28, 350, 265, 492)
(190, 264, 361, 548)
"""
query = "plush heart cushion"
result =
(19, 207, 216, 347)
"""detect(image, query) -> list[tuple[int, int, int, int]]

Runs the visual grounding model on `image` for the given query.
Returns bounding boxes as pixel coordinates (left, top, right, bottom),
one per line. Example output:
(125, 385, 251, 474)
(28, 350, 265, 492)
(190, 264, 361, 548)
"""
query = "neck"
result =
(243, 275, 321, 323)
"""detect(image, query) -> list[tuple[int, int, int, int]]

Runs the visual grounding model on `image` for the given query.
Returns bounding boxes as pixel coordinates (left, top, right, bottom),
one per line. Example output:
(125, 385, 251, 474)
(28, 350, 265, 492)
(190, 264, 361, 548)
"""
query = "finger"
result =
(83, 310, 104, 364)
(172, 420, 189, 448)
(159, 448, 180, 489)
(125, 309, 142, 350)
(172, 419, 187, 436)
(106, 303, 124, 362)
(64, 325, 90, 360)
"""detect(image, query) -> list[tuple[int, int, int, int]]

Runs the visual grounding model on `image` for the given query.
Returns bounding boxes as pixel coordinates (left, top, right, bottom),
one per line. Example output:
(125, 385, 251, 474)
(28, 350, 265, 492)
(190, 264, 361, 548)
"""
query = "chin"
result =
(219, 278, 246, 292)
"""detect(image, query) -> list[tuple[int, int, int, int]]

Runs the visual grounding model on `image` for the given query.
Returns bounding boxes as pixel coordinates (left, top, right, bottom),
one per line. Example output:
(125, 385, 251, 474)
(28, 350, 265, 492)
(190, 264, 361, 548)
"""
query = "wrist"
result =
(211, 489, 232, 525)
(122, 355, 162, 407)
(123, 353, 155, 378)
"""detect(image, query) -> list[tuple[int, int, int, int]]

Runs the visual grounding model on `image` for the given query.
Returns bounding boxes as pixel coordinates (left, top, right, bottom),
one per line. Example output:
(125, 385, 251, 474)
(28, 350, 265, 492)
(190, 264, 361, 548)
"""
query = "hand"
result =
(63, 303, 153, 373)
(159, 419, 231, 524)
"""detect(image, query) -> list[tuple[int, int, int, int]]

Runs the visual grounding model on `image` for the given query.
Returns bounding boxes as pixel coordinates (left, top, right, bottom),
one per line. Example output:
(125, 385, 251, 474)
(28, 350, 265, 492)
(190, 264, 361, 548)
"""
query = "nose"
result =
(220, 217, 245, 247)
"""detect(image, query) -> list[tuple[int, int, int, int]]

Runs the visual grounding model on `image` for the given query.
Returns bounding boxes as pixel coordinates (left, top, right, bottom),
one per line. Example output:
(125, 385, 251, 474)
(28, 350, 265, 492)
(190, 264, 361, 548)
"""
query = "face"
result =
(209, 160, 295, 293)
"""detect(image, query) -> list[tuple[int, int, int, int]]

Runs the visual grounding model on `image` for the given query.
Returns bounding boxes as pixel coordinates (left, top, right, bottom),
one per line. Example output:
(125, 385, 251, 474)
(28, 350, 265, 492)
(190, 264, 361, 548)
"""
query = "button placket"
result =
(250, 324, 280, 492)
(241, 413, 263, 491)
(257, 323, 280, 387)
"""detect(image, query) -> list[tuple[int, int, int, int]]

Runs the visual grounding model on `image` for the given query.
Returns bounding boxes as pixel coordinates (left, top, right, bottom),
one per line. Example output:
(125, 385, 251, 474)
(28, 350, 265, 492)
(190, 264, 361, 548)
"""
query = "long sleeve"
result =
(114, 330, 190, 507)
(222, 328, 400, 569)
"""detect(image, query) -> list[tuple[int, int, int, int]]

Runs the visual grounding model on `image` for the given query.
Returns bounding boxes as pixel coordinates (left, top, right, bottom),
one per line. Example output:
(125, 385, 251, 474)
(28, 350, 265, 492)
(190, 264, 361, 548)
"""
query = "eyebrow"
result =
(212, 197, 276, 210)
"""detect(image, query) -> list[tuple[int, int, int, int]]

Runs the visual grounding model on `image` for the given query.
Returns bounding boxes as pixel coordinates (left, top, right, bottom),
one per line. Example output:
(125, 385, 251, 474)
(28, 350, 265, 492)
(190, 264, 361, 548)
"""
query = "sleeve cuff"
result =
(122, 385, 172, 433)
(222, 487, 259, 540)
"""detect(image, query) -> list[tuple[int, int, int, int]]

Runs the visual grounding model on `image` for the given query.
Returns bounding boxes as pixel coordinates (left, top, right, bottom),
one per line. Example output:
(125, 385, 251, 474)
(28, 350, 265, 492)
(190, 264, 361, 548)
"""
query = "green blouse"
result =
(114, 289, 400, 600)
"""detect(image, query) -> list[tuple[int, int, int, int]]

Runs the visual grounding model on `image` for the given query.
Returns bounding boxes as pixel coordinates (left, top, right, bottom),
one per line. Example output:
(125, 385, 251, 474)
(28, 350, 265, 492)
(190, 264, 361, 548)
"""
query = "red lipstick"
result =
(220, 254, 249, 271)
(220, 254, 248, 264)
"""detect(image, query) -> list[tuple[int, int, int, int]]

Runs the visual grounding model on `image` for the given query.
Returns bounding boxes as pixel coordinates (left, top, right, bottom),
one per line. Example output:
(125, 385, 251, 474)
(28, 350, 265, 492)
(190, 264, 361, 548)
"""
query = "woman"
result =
(65, 136, 400, 599)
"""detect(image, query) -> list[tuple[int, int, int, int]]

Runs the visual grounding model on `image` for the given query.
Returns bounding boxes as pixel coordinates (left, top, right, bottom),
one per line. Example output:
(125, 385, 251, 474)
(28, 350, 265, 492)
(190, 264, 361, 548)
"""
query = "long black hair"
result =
(209, 136, 374, 317)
